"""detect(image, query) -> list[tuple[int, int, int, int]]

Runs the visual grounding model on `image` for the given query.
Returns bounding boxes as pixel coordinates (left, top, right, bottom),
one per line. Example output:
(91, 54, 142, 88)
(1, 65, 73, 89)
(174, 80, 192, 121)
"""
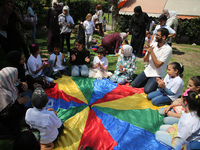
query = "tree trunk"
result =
(111, 0, 119, 32)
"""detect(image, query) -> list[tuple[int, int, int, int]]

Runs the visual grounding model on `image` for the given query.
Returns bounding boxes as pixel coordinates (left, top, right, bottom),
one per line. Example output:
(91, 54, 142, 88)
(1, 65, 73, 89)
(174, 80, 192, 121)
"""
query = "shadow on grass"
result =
(172, 47, 185, 55)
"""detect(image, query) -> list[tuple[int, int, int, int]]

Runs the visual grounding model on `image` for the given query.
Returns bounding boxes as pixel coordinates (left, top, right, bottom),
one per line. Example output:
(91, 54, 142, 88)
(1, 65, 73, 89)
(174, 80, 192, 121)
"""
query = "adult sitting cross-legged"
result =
(132, 28, 172, 94)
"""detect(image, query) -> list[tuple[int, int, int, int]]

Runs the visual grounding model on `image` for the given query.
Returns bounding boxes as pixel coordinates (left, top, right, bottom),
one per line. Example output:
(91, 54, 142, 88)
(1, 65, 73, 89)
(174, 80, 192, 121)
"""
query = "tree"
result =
(111, 0, 119, 31)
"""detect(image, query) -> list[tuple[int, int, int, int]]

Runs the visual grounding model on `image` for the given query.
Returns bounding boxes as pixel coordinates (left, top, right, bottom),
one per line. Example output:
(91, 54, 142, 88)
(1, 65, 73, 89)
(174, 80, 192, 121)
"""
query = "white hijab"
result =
(123, 45, 133, 57)
(120, 32, 127, 41)
(52, 0, 58, 8)
(166, 11, 177, 27)
(0, 67, 18, 111)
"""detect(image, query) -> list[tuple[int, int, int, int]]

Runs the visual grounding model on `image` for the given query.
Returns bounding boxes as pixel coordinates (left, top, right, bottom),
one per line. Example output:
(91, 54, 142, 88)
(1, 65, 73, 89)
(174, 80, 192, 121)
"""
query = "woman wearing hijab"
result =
(45, 0, 63, 53)
(110, 45, 136, 85)
(0, 67, 29, 138)
(166, 11, 178, 46)
(128, 6, 149, 58)
(58, 5, 75, 55)
(0, 0, 14, 54)
(101, 32, 127, 54)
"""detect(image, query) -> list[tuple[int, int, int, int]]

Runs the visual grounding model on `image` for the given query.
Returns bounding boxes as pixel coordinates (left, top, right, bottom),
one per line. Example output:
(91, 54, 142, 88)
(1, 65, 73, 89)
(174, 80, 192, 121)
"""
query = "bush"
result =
(118, 15, 131, 32)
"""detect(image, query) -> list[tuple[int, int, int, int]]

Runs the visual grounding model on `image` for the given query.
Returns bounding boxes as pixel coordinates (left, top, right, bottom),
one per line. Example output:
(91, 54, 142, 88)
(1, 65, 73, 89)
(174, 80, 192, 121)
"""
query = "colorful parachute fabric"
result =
(45, 76, 171, 150)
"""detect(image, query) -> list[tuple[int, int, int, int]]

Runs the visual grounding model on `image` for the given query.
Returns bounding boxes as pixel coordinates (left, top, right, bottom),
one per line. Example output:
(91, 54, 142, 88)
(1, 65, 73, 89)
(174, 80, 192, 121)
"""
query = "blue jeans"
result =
(42, 59, 54, 83)
(71, 65, 89, 77)
(155, 125, 173, 148)
(23, 90, 32, 108)
(147, 89, 172, 106)
(131, 71, 158, 94)
(159, 107, 179, 125)
(32, 25, 36, 43)
(187, 141, 200, 150)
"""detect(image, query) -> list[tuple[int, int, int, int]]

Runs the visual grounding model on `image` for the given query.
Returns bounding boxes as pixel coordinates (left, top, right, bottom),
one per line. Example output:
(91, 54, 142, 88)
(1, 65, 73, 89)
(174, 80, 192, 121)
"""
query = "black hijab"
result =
(7, 51, 26, 82)
(133, 6, 145, 26)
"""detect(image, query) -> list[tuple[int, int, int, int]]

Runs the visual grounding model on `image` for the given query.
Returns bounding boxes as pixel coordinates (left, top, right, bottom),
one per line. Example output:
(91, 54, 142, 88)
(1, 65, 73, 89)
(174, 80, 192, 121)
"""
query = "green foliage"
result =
(118, 15, 131, 31)
(177, 18, 200, 41)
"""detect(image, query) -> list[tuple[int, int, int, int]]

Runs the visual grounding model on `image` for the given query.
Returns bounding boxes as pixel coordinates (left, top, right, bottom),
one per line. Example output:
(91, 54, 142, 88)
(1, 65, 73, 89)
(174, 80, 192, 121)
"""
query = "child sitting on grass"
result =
(50, 43, 70, 78)
(147, 62, 184, 106)
(25, 87, 63, 145)
(89, 47, 112, 80)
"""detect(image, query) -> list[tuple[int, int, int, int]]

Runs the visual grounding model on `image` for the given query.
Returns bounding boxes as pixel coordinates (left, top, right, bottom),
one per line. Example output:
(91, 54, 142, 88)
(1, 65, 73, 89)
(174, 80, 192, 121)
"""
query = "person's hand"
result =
(126, 32, 129, 37)
(71, 54, 76, 61)
(156, 77, 162, 83)
(47, 108, 57, 116)
(44, 26, 47, 29)
(66, 23, 70, 27)
(144, 44, 154, 54)
(17, 93, 30, 104)
(120, 68, 126, 72)
(85, 56, 90, 62)
(166, 126, 176, 133)
(58, 22, 62, 26)
(163, 106, 171, 114)
(42, 62, 50, 68)
(33, 83, 42, 89)
(159, 81, 165, 89)
(20, 81, 28, 91)
(119, 65, 124, 69)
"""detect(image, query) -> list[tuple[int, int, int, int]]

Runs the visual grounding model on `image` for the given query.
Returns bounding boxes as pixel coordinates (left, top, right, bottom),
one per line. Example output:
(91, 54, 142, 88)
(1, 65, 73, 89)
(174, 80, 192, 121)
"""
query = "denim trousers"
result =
(131, 71, 158, 94)
(159, 107, 179, 125)
(147, 89, 172, 106)
(71, 65, 89, 77)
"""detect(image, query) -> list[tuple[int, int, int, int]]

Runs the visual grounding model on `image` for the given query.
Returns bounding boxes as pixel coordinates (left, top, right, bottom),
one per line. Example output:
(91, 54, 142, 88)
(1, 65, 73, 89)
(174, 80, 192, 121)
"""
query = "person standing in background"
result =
(45, 0, 63, 53)
(166, 11, 178, 46)
(27, 1, 37, 43)
(128, 6, 149, 58)
(96, 4, 104, 37)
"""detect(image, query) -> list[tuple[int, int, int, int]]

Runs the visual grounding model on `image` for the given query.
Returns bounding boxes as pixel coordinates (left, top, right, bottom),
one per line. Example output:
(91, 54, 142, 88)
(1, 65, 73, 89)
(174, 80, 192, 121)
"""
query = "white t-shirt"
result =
(97, 10, 103, 23)
(93, 56, 108, 70)
(27, 54, 43, 78)
(152, 24, 175, 43)
(144, 42, 172, 78)
(83, 20, 95, 34)
(50, 53, 66, 71)
(25, 107, 62, 144)
(177, 111, 200, 142)
(164, 74, 184, 101)
(58, 14, 74, 33)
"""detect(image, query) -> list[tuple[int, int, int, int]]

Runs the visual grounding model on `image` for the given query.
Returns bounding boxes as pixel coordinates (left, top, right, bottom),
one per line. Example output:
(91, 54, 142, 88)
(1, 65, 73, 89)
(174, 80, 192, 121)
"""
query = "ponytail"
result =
(169, 62, 184, 78)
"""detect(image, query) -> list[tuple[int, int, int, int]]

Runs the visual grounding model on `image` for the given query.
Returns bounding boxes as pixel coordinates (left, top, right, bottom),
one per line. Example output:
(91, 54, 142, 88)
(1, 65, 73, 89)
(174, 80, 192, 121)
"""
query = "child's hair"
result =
(183, 90, 200, 117)
(13, 128, 40, 150)
(158, 14, 167, 21)
(123, 39, 129, 45)
(54, 43, 61, 49)
(31, 87, 49, 109)
(169, 62, 184, 78)
(29, 43, 39, 55)
(96, 46, 106, 56)
(74, 38, 84, 45)
(190, 76, 200, 92)
(86, 13, 92, 20)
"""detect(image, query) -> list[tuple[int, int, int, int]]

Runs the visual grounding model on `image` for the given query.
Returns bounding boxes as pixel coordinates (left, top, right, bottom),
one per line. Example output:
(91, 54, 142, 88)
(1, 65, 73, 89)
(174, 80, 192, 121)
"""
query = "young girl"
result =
(147, 62, 184, 106)
(83, 13, 95, 49)
(110, 45, 136, 85)
(159, 76, 200, 125)
(89, 47, 112, 80)
(50, 43, 70, 78)
(155, 89, 200, 149)
(27, 43, 54, 83)
(70, 39, 90, 77)
(58, 5, 75, 55)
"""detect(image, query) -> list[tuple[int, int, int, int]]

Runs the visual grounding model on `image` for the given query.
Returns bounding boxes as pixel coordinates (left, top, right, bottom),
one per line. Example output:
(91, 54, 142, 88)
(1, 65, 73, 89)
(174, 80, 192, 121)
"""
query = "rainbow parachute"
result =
(45, 76, 170, 150)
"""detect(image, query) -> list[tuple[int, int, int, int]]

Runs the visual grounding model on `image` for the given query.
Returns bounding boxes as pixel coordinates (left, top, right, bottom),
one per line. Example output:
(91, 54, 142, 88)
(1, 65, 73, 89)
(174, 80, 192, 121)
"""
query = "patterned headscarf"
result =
(0, 67, 18, 111)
